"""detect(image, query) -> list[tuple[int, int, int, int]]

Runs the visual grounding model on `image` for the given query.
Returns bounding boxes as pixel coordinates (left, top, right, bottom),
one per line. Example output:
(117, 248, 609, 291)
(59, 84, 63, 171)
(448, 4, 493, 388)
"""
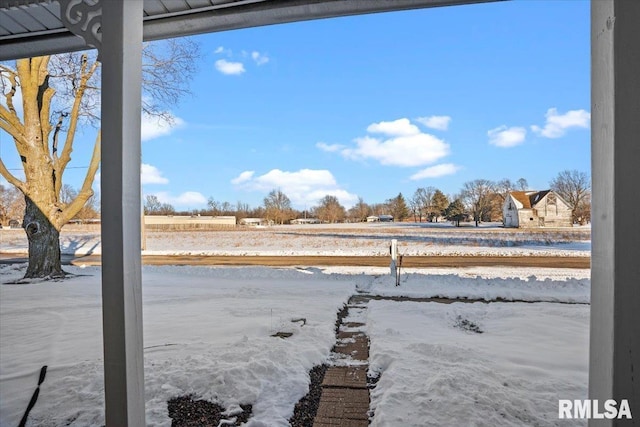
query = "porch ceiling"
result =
(0, 0, 500, 61)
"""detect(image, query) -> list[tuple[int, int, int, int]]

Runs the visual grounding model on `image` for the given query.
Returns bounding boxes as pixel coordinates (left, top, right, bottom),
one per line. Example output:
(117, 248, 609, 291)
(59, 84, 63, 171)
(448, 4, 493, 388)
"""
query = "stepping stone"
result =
(336, 330, 364, 340)
(314, 388, 370, 426)
(322, 366, 368, 389)
(333, 334, 369, 360)
(342, 322, 365, 328)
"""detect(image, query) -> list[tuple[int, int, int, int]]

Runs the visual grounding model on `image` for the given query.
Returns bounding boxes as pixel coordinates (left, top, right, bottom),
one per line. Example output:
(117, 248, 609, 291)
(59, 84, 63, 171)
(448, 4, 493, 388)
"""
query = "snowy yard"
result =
(366, 301, 588, 426)
(0, 224, 590, 426)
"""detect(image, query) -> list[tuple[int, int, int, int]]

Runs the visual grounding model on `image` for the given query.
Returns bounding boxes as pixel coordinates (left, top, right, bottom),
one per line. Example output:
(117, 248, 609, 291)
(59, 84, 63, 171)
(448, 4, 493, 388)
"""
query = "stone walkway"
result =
(313, 298, 372, 427)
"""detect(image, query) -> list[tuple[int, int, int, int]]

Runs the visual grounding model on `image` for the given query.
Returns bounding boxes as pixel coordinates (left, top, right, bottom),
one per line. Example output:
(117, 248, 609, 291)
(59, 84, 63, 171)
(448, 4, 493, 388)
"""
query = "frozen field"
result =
(0, 223, 591, 426)
(0, 222, 591, 257)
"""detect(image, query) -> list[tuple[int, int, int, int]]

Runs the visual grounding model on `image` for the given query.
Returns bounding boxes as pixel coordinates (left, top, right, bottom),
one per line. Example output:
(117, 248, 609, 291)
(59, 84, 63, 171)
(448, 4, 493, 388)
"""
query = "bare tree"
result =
(495, 179, 515, 203)
(315, 195, 346, 223)
(550, 170, 590, 224)
(59, 184, 78, 205)
(573, 192, 591, 225)
(517, 177, 529, 191)
(236, 201, 251, 219)
(220, 201, 233, 216)
(461, 179, 496, 227)
(0, 39, 199, 278)
(348, 197, 370, 222)
(144, 195, 162, 215)
(264, 189, 292, 225)
(409, 192, 422, 222)
(207, 197, 221, 215)
(144, 194, 173, 215)
(1, 184, 26, 226)
(369, 203, 386, 216)
(421, 187, 439, 221)
(411, 188, 427, 222)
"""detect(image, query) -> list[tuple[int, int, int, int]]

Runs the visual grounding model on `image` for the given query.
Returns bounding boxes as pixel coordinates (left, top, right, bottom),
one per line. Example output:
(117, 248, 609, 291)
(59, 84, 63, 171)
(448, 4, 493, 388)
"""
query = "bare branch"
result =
(141, 38, 200, 117)
(0, 105, 26, 142)
(0, 66, 19, 117)
(0, 157, 27, 194)
(51, 112, 67, 160)
(59, 132, 101, 226)
(38, 75, 55, 155)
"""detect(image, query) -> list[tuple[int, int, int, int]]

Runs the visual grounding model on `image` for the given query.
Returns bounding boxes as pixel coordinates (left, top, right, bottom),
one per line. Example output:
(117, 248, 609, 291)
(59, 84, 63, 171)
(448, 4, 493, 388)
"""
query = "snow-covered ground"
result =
(366, 300, 588, 426)
(0, 224, 591, 426)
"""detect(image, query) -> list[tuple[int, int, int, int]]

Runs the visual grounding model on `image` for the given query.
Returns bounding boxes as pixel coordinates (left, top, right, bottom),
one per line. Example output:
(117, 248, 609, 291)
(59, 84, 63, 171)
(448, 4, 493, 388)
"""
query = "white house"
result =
(503, 190, 572, 228)
(291, 218, 321, 224)
(240, 218, 270, 227)
(366, 215, 394, 222)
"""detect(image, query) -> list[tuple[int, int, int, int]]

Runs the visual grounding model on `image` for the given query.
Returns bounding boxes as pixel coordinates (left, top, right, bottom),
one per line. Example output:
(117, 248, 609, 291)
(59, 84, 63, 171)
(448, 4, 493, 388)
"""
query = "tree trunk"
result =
(23, 197, 65, 279)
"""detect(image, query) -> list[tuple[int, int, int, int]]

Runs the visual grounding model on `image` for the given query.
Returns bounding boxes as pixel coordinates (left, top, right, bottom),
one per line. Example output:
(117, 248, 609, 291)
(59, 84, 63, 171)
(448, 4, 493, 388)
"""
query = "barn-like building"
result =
(503, 190, 572, 228)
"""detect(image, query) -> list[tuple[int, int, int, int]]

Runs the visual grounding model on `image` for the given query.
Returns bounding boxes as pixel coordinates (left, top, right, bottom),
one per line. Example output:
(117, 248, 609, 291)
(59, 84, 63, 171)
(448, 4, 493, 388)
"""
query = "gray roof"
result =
(1, 0, 500, 61)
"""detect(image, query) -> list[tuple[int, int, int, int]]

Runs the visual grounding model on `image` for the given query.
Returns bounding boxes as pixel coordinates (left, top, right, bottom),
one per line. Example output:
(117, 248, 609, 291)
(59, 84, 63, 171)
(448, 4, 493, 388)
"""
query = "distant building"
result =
(144, 215, 236, 229)
(239, 218, 268, 226)
(366, 215, 394, 222)
(503, 190, 572, 228)
(291, 218, 321, 225)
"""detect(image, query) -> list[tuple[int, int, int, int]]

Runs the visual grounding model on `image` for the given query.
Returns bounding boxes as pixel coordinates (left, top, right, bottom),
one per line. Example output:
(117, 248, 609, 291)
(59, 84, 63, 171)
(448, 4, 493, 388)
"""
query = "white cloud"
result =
(416, 115, 451, 131)
(251, 51, 269, 65)
(316, 142, 344, 152)
(214, 46, 225, 54)
(141, 113, 184, 141)
(231, 170, 255, 185)
(410, 163, 461, 180)
(153, 191, 207, 208)
(531, 108, 591, 138)
(366, 118, 420, 137)
(254, 169, 336, 189)
(215, 59, 245, 75)
(333, 118, 450, 167)
(141, 163, 169, 185)
(487, 125, 527, 148)
(232, 168, 358, 208)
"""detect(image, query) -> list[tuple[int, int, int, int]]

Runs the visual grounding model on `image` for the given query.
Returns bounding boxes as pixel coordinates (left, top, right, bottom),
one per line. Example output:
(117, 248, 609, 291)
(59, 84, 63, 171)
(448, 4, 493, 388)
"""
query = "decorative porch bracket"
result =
(58, 0, 102, 52)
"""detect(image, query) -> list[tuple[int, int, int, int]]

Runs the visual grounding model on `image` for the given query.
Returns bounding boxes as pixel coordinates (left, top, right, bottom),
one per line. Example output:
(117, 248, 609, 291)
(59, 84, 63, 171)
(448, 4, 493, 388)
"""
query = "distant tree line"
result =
(3, 170, 588, 228)
(139, 169, 591, 227)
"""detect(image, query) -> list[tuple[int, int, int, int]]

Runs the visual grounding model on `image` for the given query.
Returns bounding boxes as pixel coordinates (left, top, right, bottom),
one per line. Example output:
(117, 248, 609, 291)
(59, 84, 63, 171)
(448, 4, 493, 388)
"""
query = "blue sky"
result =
(1, 0, 591, 212)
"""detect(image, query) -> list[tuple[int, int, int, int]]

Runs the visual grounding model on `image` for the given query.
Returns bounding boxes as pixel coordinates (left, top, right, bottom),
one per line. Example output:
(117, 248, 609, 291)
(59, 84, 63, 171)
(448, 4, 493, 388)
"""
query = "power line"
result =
(6, 166, 90, 171)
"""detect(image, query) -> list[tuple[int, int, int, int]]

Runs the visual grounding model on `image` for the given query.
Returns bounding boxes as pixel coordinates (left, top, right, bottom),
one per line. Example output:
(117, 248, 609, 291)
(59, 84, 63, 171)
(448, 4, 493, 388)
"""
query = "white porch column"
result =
(590, 1, 640, 425)
(100, 1, 145, 425)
